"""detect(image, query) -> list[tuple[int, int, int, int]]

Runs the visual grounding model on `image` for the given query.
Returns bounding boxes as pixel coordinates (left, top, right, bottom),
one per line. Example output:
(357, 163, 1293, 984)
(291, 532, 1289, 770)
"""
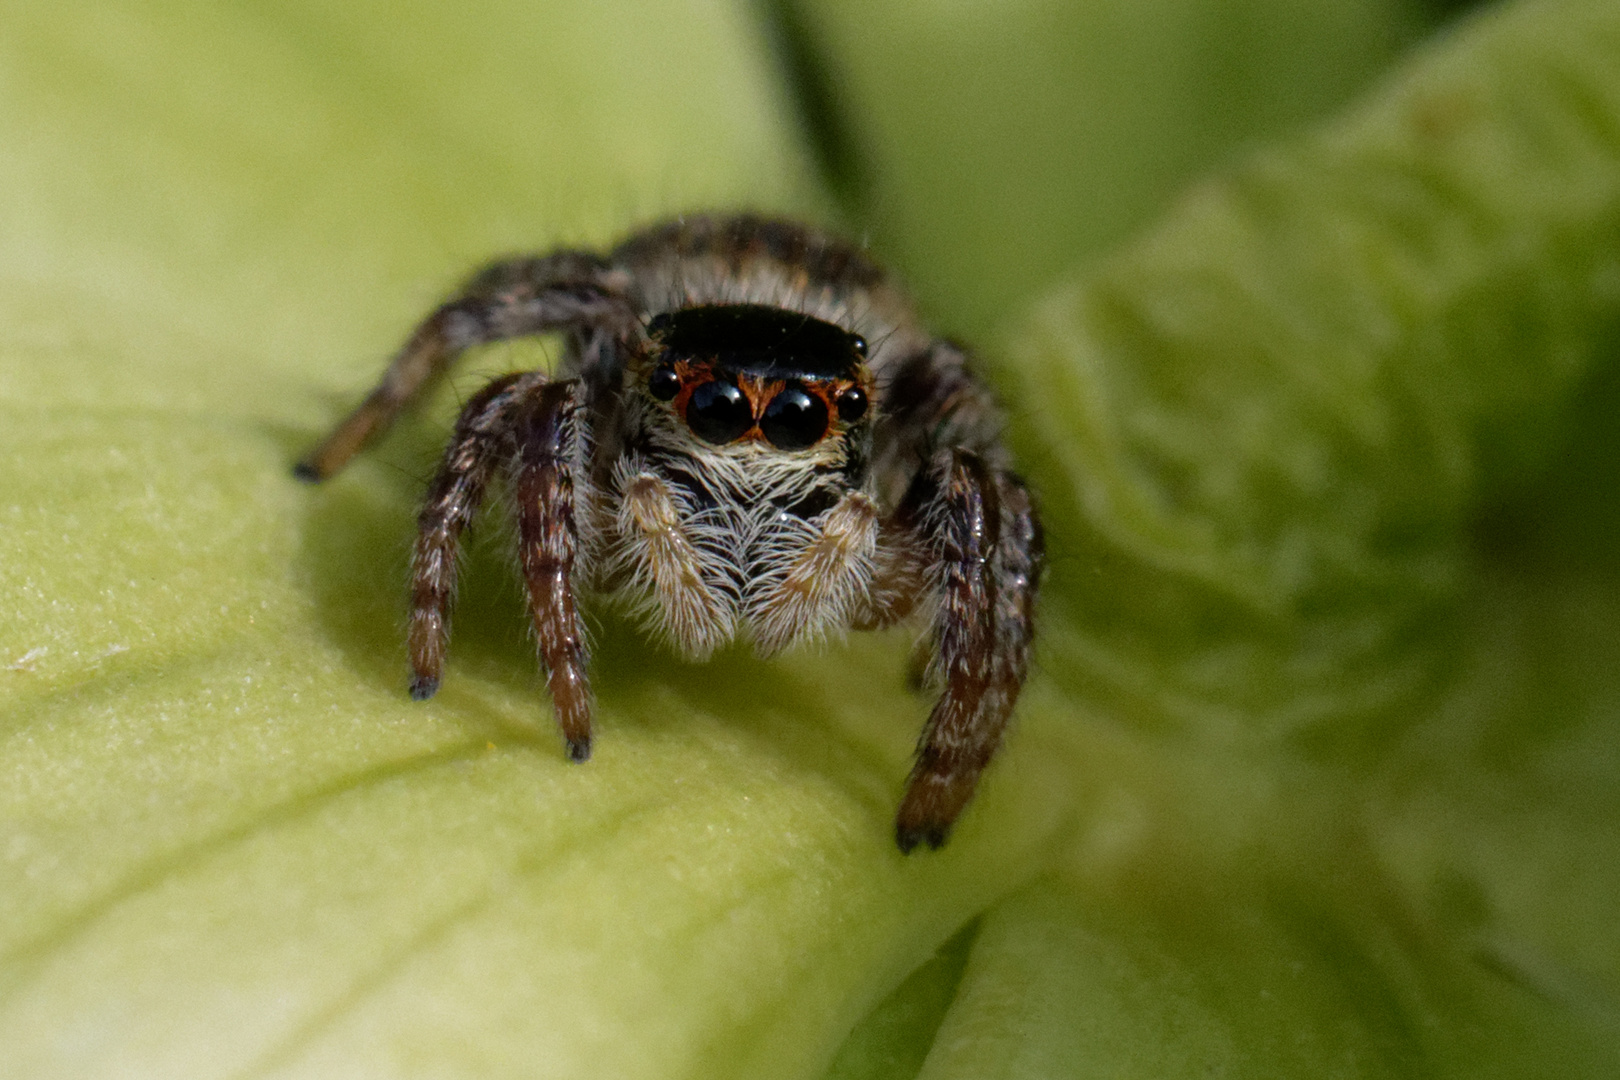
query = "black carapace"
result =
(651, 304, 866, 380)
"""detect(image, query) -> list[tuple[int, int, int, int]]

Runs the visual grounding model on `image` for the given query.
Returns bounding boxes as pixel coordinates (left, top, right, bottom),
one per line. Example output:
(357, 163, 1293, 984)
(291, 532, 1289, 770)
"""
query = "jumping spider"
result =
(297, 214, 1042, 852)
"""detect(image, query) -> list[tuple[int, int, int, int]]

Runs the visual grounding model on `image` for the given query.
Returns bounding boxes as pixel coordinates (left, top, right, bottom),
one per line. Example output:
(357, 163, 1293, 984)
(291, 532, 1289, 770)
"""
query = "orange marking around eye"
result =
(659, 358, 874, 446)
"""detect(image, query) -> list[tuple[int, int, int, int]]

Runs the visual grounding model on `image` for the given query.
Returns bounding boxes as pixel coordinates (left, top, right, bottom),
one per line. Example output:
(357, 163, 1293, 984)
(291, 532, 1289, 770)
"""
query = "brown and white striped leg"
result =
(895, 451, 1042, 853)
(614, 471, 733, 658)
(985, 472, 1041, 731)
(295, 252, 633, 481)
(407, 372, 539, 700)
(511, 379, 594, 762)
(751, 493, 881, 655)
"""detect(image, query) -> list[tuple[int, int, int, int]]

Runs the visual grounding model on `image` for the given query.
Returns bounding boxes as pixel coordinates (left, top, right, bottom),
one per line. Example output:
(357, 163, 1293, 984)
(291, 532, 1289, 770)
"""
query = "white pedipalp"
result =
(748, 491, 880, 656)
(607, 459, 736, 659)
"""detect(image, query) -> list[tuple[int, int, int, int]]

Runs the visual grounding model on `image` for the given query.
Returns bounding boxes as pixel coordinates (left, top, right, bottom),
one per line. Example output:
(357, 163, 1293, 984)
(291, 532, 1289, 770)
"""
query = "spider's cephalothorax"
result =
(297, 215, 1043, 852)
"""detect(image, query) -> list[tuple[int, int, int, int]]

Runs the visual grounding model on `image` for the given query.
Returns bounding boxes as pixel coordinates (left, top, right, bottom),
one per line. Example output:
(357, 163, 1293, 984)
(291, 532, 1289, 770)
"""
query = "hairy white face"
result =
(601, 303, 881, 654)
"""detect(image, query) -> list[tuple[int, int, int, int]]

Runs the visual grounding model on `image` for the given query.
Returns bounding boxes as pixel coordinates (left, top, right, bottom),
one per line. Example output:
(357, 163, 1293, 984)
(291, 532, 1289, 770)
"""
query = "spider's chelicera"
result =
(297, 215, 1043, 852)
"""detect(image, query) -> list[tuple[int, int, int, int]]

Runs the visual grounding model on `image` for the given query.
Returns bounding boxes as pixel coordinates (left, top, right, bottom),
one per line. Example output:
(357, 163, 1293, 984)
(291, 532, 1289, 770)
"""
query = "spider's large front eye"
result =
(686, 379, 752, 444)
(760, 385, 829, 450)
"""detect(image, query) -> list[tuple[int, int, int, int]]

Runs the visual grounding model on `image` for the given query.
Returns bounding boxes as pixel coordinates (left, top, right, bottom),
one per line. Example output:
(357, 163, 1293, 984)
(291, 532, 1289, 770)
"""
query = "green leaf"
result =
(863, 0, 1620, 1073)
(780, 0, 1430, 340)
(4, 0, 1620, 1077)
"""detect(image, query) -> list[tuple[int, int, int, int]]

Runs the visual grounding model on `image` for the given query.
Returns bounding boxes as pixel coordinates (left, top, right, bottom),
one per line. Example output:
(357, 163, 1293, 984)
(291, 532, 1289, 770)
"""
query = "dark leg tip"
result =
(292, 461, 324, 484)
(565, 736, 592, 764)
(895, 820, 950, 855)
(409, 674, 440, 701)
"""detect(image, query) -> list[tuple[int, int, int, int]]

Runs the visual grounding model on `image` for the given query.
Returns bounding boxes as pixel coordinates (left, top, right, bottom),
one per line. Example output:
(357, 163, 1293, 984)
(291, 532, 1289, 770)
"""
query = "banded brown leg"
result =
(296, 252, 632, 481)
(407, 373, 540, 700)
(511, 379, 594, 761)
(895, 451, 1042, 853)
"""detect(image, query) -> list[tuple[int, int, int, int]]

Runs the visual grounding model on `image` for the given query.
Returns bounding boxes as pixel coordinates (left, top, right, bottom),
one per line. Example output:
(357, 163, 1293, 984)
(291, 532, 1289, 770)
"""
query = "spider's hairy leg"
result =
(512, 379, 594, 762)
(295, 251, 633, 481)
(895, 452, 1041, 854)
(849, 519, 931, 632)
(614, 471, 734, 658)
(751, 493, 880, 656)
(407, 372, 539, 700)
(871, 339, 1003, 487)
(987, 473, 1041, 712)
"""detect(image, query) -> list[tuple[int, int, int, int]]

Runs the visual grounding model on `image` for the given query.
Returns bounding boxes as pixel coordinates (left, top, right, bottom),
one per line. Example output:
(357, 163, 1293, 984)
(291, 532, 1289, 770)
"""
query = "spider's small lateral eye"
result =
(835, 386, 868, 424)
(648, 365, 680, 401)
(850, 334, 868, 358)
(686, 379, 752, 444)
(761, 385, 830, 451)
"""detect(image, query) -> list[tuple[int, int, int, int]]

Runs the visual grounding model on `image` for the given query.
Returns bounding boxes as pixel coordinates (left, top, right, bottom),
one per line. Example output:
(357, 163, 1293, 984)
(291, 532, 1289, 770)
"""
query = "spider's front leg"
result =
(408, 372, 540, 699)
(511, 379, 594, 761)
(896, 450, 1042, 853)
(296, 250, 632, 481)
(410, 375, 596, 761)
